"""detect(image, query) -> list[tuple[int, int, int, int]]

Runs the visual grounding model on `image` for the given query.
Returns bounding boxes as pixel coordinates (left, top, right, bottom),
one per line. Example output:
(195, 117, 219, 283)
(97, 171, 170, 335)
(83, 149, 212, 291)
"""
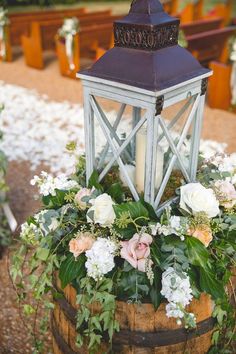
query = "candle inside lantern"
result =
(135, 127, 164, 193)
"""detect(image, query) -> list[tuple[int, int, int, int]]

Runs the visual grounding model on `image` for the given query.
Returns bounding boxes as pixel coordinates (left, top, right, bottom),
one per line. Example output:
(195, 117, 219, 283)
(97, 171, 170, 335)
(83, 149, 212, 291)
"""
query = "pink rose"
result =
(213, 180, 236, 209)
(69, 232, 94, 258)
(74, 188, 91, 210)
(120, 233, 153, 272)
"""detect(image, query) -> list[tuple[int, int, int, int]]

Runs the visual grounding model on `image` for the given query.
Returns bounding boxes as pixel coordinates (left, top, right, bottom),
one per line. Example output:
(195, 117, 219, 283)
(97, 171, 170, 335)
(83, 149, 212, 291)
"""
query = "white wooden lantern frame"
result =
(78, 71, 211, 212)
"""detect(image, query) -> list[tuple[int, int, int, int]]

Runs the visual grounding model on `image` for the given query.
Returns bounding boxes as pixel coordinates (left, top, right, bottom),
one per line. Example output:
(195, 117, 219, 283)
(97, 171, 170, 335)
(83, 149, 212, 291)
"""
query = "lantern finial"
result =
(129, 0, 163, 14)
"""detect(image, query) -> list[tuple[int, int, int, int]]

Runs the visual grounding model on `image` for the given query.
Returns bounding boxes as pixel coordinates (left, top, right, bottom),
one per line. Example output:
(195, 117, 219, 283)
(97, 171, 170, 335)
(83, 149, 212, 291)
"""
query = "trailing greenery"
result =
(0, 105, 11, 256)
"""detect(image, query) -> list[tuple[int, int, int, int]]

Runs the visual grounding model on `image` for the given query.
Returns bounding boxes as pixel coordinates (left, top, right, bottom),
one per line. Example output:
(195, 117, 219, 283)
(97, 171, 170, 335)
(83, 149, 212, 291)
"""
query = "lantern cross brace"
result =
(92, 98, 133, 163)
(98, 112, 147, 182)
(159, 117, 191, 183)
(156, 96, 194, 145)
(90, 95, 140, 200)
(154, 93, 201, 208)
(97, 103, 126, 170)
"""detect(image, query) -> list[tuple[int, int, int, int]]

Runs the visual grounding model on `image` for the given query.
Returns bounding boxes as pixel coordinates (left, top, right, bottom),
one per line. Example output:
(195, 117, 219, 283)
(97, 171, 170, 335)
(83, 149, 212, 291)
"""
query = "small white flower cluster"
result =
(151, 216, 186, 241)
(20, 222, 41, 245)
(31, 171, 78, 196)
(206, 153, 236, 174)
(161, 267, 195, 325)
(85, 238, 117, 281)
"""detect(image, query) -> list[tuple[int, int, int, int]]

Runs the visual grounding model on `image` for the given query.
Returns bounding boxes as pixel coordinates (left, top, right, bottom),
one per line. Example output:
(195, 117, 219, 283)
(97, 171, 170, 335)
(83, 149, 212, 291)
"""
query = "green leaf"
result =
(107, 183, 124, 204)
(150, 242, 162, 267)
(149, 269, 162, 309)
(36, 248, 50, 261)
(114, 200, 149, 221)
(185, 236, 209, 269)
(23, 304, 35, 316)
(199, 268, 226, 300)
(140, 197, 158, 221)
(59, 254, 86, 289)
(88, 171, 103, 191)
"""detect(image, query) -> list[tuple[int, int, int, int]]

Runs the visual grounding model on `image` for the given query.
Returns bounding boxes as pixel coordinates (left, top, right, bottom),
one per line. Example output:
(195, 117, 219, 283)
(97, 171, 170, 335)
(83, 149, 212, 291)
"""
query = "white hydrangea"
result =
(161, 267, 193, 307)
(161, 267, 196, 327)
(161, 267, 195, 326)
(85, 238, 117, 280)
(30, 171, 78, 196)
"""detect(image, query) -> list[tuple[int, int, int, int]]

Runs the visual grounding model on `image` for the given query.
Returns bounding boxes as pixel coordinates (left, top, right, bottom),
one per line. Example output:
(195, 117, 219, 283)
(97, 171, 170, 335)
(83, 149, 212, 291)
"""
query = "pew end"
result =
(208, 61, 232, 111)
(55, 34, 80, 79)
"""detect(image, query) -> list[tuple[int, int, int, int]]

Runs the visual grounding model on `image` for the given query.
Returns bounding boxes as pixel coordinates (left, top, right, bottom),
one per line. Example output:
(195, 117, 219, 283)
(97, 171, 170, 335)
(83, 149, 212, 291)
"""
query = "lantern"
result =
(78, 0, 211, 212)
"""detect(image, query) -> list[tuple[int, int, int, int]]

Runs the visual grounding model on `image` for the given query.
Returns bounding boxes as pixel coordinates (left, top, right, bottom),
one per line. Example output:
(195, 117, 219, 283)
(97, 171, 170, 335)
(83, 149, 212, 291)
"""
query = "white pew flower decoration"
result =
(230, 37, 236, 106)
(58, 17, 79, 71)
(0, 7, 9, 60)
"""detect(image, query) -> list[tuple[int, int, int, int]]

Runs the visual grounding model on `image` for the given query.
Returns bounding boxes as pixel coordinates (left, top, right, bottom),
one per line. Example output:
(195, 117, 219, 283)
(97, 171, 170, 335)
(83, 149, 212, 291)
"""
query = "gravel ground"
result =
(0, 49, 235, 354)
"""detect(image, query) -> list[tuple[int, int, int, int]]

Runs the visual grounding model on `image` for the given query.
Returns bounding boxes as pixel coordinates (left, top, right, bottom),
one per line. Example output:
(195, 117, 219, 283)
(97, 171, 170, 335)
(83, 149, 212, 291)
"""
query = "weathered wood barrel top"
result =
(51, 275, 215, 354)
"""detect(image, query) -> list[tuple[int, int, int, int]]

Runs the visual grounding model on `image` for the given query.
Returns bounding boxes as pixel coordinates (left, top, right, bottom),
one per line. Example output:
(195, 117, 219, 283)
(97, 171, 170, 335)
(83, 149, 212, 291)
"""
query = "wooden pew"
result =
(23, 15, 118, 69)
(9, 7, 87, 46)
(186, 26, 236, 66)
(163, 0, 179, 15)
(208, 61, 232, 110)
(56, 23, 114, 78)
(21, 10, 118, 68)
(175, 0, 204, 24)
(205, 0, 233, 26)
(181, 17, 223, 37)
(9, 7, 87, 19)
(193, 0, 204, 21)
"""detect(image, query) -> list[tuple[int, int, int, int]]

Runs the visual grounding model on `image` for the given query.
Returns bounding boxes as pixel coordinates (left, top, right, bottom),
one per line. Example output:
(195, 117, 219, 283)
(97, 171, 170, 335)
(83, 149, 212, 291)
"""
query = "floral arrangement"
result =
(58, 17, 79, 71)
(11, 149, 236, 353)
(0, 7, 9, 60)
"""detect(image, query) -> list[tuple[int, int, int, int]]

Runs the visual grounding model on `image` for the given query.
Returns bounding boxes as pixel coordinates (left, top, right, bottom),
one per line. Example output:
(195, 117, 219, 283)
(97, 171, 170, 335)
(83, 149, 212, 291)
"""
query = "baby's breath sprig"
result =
(189, 211, 211, 229)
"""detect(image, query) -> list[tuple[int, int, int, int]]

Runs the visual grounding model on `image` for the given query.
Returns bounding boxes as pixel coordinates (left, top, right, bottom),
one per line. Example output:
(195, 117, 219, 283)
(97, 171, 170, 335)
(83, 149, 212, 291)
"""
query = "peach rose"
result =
(120, 233, 153, 272)
(74, 188, 91, 210)
(188, 227, 213, 247)
(69, 232, 94, 258)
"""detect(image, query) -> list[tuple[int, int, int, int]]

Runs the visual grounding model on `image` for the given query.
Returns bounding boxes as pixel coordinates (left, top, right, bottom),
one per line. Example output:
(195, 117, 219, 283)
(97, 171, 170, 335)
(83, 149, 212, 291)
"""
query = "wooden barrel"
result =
(51, 276, 215, 354)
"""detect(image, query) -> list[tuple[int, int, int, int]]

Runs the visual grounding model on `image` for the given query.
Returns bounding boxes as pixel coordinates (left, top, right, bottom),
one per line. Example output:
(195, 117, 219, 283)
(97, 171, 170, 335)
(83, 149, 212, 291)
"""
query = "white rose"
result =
(87, 193, 116, 227)
(180, 183, 220, 218)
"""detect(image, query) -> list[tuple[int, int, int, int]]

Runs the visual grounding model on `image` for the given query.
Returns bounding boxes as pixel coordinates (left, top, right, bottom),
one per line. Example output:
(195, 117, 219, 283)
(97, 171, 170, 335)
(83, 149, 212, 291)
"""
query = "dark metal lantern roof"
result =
(79, 0, 209, 92)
